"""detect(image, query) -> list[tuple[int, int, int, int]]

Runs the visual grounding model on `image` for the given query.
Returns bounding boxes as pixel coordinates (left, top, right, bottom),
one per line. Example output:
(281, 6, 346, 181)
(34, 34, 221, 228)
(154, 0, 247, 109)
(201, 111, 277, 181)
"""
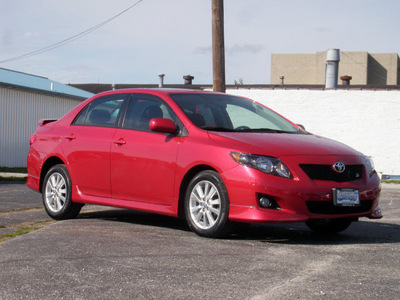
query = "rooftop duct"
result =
(325, 49, 340, 89)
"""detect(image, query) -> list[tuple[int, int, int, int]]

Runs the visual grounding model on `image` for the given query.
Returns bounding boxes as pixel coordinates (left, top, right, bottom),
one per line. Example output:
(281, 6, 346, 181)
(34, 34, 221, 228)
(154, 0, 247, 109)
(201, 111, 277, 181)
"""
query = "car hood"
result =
(208, 132, 362, 157)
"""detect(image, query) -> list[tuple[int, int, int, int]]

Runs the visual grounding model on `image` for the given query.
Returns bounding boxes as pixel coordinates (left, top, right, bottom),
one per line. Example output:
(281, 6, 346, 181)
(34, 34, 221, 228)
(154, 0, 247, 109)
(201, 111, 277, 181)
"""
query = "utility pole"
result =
(212, 0, 226, 93)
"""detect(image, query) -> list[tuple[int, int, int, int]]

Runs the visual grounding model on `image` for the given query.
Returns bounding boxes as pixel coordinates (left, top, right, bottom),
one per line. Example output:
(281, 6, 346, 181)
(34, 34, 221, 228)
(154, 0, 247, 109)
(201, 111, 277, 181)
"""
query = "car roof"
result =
(90, 88, 225, 98)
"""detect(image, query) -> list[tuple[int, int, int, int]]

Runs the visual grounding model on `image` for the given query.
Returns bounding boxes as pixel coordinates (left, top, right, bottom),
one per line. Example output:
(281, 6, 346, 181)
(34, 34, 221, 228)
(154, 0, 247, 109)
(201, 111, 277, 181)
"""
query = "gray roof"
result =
(0, 68, 93, 99)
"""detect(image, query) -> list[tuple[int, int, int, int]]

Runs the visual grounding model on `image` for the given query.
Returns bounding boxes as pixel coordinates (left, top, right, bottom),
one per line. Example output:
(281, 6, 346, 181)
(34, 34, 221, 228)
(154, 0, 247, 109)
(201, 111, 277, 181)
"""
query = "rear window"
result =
(73, 95, 126, 127)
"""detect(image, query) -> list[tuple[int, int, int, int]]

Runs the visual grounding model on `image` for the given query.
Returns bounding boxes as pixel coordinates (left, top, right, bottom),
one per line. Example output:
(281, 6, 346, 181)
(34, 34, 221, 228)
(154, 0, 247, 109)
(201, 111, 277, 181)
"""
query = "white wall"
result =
(228, 88, 400, 176)
(2, 86, 399, 175)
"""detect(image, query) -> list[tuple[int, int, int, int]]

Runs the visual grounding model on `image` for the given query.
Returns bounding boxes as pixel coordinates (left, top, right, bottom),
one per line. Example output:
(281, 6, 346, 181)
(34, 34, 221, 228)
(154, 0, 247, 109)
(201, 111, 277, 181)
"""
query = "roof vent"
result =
(183, 75, 194, 85)
(325, 49, 340, 89)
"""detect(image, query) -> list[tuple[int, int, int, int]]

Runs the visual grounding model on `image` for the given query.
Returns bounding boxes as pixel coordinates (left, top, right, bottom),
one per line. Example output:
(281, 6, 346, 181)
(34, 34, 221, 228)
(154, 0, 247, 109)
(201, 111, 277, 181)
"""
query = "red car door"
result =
(110, 95, 180, 205)
(61, 95, 126, 197)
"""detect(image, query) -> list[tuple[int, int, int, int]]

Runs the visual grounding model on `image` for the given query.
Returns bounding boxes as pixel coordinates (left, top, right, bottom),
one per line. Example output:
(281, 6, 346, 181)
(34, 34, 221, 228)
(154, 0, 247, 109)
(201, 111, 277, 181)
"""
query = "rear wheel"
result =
(184, 170, 231, 238)
(42, 164, 82, 220)
(306, 218, 353, 234)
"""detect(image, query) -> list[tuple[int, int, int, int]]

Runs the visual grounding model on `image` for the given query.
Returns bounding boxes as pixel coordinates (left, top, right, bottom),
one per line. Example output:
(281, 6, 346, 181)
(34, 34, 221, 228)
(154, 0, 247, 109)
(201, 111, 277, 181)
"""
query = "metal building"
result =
(0, 68, 93, 167)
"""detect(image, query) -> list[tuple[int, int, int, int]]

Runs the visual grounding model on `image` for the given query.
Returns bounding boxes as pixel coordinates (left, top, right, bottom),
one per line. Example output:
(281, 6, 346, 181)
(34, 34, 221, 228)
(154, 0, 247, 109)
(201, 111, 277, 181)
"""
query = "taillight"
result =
(29, 135, 36, 145)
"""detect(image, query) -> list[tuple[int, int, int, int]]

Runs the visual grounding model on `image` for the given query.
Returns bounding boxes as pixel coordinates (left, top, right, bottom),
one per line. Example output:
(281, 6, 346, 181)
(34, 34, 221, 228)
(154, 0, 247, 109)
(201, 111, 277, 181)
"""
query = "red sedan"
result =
(27, 89, 382, 237)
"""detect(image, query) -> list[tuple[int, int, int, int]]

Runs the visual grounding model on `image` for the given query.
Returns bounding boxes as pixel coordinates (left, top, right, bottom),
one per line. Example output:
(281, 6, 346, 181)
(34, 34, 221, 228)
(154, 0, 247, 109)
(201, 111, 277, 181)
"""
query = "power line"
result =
(0, 0, 144, 64)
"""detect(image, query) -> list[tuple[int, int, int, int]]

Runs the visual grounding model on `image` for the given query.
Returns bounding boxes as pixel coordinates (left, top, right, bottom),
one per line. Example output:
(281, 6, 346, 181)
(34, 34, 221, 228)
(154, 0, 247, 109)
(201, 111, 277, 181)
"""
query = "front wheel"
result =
(42, 164, 82, 220)
(184, 170, 232, 238)
(306, 218, 353, 234)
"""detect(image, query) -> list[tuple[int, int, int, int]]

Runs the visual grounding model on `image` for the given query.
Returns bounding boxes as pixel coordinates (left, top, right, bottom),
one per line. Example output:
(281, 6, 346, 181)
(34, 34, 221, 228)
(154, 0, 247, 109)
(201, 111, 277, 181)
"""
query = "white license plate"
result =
(333, 188, 360, 207)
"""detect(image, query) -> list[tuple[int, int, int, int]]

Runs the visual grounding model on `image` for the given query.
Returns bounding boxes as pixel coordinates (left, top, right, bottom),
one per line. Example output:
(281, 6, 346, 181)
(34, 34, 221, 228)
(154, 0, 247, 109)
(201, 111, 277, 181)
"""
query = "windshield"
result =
(170, 93, 300, 133)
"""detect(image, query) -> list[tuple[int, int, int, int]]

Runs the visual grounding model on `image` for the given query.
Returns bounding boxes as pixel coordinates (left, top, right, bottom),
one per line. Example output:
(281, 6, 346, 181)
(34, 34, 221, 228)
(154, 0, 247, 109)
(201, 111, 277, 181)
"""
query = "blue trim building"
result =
(0, 68, 93, 167)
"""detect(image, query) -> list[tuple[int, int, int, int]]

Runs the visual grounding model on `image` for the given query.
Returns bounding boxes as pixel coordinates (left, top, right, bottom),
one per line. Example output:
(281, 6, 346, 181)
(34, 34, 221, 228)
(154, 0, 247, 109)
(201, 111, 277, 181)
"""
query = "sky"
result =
(1, 0, 400, 85)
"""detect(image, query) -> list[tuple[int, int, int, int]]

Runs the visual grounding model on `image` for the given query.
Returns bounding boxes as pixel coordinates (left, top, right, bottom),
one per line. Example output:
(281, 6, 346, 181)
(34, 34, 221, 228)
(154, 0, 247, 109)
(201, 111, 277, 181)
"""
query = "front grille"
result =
(300, 164, 363, 182)
(306, 200, 373, 214)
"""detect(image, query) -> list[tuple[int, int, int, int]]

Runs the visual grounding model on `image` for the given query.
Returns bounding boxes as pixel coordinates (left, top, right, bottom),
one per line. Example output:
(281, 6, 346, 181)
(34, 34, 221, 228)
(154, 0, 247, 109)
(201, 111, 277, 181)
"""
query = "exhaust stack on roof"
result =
(325, 49, 340, 89)
(158, 74, 165, 88)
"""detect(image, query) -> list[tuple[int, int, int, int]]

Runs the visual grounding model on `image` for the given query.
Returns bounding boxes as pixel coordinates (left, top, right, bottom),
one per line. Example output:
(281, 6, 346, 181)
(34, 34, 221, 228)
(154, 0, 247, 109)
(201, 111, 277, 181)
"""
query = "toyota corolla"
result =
(27, 89, 382, 237)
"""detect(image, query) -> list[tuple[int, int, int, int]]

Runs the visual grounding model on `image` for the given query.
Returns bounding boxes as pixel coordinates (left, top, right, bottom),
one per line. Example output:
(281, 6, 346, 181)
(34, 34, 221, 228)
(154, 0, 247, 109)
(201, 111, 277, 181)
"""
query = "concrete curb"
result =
(0, 173, 27, 178)
(0, 173, 27, 184)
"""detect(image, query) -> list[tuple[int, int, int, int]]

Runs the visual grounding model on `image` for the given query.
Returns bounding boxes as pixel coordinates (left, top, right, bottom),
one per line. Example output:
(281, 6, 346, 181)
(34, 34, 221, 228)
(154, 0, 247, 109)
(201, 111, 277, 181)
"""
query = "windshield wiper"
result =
(236, 128, 277, 133)
(201, 127, 299, 134)
(201, 126, 236, 132)
(235, 128, 298, 134)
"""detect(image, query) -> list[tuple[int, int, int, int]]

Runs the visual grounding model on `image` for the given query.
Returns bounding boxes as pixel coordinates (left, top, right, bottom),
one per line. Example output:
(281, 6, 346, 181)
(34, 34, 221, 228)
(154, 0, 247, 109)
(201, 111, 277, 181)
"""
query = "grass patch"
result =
(0, 207, 43, 213)
(0, 176, 27, 182)
(0, 166, 27, 181)
(0, 220, 55, 243)
(0, 166, 27, 173)
(34, 220, 56, 226)
(0, 226, 42, 243)
(382, 179, 400, 184)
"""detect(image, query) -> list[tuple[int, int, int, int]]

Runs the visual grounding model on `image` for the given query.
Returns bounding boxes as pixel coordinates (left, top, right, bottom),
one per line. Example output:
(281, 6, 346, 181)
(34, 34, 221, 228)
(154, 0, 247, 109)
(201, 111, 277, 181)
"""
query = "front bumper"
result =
(223, 156, 382, 224)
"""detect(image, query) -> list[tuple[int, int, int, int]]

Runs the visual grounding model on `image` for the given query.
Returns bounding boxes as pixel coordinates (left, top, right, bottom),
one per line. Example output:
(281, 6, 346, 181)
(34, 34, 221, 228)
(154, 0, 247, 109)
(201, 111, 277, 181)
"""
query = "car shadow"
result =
(77, 208, 191, 233)
(77, 208, 400, 245)
(229, 221, 400, 245)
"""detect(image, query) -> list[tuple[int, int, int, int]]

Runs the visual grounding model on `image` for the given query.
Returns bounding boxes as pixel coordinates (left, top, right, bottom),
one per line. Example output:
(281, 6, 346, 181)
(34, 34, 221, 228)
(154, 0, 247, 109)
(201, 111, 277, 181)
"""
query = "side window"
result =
(179, 103, 230, 129)
(123, 95, 175, 131)
(73, 105, 89, 125)
(73, 95, 126, 127)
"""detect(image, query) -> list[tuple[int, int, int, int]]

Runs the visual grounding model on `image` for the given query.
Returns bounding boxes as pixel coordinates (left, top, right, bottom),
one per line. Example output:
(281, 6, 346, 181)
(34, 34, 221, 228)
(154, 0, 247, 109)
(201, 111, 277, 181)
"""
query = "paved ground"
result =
(0, 182, 399, 300)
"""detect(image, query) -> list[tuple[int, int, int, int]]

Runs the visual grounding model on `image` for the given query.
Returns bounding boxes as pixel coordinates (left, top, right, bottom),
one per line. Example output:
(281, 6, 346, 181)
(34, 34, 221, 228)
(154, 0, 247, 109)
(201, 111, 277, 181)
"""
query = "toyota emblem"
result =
(332, 162, 346, 173)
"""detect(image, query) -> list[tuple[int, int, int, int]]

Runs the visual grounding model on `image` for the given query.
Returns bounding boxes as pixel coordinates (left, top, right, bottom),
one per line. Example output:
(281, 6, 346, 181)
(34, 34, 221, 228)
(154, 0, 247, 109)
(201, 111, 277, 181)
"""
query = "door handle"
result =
(113, 138, 126, 145)
(65, 133, 76, 140)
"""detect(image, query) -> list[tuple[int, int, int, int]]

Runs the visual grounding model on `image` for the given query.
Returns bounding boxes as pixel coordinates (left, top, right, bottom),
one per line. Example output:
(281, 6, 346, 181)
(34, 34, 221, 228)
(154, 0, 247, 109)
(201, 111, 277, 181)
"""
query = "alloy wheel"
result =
(45, 172, 67, 213)
(189, 180, 222, 230)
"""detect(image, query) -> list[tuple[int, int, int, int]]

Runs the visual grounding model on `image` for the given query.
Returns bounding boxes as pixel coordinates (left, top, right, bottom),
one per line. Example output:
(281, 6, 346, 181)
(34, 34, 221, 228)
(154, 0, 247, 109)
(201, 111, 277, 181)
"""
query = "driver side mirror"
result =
(297, 124, 306, 130)
(149, 118, 177, 134)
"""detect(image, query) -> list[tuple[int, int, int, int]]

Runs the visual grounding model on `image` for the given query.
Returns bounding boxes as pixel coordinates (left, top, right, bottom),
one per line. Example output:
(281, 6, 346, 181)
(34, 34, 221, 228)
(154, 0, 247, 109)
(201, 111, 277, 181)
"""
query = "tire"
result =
(184, 170, 232, 238)
(42, 164, 82, 220)
(306, 218, 353, 234)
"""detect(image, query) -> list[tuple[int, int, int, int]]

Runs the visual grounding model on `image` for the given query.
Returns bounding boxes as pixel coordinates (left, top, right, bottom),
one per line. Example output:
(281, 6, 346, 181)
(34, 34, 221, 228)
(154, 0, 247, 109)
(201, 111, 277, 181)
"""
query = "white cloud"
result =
(24, 31, 42, 38)
(193, 46, 212, 55)
(227, 44, 265, 56)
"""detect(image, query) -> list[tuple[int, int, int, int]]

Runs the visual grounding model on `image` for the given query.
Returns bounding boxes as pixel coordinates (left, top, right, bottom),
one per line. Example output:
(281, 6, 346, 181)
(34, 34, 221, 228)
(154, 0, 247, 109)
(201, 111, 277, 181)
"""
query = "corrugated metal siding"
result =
(0, 87, 84, 167)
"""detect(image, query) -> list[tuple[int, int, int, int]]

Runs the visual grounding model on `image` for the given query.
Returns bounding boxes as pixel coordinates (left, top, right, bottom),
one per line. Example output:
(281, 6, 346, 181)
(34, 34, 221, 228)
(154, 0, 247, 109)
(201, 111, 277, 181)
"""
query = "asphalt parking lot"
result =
(0, 182, 399, 300)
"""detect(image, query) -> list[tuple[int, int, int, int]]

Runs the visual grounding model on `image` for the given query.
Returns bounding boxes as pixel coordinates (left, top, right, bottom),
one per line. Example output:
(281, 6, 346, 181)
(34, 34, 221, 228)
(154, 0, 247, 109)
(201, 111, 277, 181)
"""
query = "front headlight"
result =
(231, 152, 292, 179)
(364, 156, 376, 176)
